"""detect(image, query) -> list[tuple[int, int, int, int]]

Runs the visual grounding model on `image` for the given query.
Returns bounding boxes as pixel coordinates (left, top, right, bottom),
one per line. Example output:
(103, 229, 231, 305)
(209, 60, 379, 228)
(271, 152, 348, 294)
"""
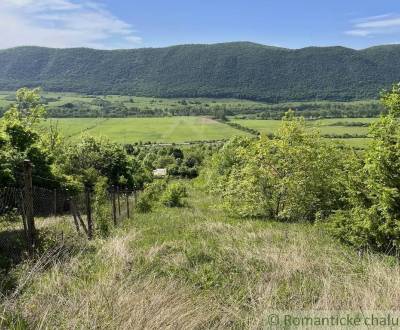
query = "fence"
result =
(0, 160, 136, 258)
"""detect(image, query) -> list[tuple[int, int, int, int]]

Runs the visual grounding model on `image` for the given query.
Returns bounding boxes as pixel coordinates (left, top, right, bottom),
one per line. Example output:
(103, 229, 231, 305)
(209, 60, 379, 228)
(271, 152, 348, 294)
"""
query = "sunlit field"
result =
(232, 118, 375, 147)
(40, 117, 250, 143)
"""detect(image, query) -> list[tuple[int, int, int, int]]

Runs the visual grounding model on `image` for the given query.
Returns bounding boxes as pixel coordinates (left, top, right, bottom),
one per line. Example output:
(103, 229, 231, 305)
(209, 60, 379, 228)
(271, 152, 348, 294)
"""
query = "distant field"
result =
(37, 116, 376, 147)
(0, 90, 378, 147)
(0, 91, 274, 113)
(0, 90, 382, 119)
(232, 118, 376, 147)
(40, 117, 250, 143)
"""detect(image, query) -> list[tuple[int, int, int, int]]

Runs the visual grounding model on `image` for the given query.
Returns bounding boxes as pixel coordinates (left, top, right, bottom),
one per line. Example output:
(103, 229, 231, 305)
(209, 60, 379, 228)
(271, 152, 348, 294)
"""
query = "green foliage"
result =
(0, 43, 399, 101)
(135, 180, 167, 213)
(161, 182, 188, 207)
(206, 112, 349, 221)
(380, 83, 400, 116)
(0, 87, 55, 187)
(135, 192, 153, 213)
(93, 177, 111, 237)
(59, 135, 142, 188)
(328, 83, 400, 252)
(136, 180, 188, 211)
(129, 143, 216, 180)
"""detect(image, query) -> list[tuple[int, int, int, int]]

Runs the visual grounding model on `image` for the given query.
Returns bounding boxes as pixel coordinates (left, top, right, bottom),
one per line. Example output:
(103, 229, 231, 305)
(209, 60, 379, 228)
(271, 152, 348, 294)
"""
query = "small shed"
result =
(153, 168, 167, 178)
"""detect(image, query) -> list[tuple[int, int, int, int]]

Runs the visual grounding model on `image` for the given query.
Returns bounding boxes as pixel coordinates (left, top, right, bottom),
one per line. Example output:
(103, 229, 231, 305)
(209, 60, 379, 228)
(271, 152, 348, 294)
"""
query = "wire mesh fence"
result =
(0, 182, 137, 265)
(109, 187, 136, 225)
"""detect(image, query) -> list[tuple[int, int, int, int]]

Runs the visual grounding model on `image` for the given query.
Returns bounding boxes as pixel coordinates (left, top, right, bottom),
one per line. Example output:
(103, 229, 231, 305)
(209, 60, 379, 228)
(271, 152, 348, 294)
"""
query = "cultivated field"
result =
(37, 116, 377, 147)
(232, 117, 375, 147)
(40, 117, 250, 143)
(0, 91, 378, 147)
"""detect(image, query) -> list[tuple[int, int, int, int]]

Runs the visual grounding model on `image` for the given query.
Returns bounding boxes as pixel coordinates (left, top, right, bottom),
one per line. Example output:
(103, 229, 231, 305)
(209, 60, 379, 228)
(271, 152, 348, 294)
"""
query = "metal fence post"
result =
(23, 159, 35, 255)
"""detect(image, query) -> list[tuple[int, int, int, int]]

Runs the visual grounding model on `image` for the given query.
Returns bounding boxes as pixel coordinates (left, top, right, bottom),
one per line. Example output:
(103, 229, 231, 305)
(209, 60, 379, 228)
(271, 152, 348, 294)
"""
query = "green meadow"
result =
(0, 91, 378, 147)
(232, 117, 374, 135)
(38, 116, 375, 147)
(40, 117, 250, 143)
(232, 118, 375, 147)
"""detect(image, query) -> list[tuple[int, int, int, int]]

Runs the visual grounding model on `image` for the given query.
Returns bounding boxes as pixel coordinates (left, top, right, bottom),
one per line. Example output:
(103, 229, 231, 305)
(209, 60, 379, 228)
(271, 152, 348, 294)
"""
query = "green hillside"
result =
(1, 42, 400, 101)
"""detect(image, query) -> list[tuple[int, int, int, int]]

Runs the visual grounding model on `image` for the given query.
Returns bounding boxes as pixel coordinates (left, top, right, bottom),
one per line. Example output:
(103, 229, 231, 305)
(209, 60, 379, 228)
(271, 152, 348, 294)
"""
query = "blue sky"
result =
(0, 0, 399, 49)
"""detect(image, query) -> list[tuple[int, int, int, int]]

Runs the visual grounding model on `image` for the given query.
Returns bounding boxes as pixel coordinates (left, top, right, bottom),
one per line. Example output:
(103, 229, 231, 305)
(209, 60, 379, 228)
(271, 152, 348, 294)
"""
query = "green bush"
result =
(93, 177, 111, 237)
(135, 179, 168, 213)
(161, 182, 188, 207)
(205, 112, 349, 221)
(327, 83, 400, 253)
(135, 191, 153, 213)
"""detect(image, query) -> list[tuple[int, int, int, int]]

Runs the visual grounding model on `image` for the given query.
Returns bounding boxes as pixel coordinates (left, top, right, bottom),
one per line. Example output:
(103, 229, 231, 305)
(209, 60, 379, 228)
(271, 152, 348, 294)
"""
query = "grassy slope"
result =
(2, 183, 399, 328)
(40, 117, 250, 143)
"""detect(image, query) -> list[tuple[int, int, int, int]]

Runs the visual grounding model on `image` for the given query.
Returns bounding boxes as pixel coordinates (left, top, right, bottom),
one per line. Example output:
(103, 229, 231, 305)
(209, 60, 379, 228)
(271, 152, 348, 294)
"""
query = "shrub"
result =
(205, 112, 349, 221)
(136, 191, 153, 213)
(161, 183, 188, 207)
(135, 180, 168, 213)
(327, 83, 400, 253)
(93, 177, 111, 237)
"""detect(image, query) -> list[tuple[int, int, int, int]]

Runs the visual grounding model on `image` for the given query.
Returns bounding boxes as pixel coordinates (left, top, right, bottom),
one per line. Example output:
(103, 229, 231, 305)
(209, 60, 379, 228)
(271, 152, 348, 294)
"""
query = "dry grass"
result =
(2, 233, 236, 329)
(1, 185, 400, 329)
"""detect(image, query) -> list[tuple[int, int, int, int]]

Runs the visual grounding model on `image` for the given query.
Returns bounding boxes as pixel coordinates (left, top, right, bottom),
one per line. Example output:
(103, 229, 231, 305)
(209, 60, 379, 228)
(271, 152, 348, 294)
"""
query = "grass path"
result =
(2, 183, 400, 328)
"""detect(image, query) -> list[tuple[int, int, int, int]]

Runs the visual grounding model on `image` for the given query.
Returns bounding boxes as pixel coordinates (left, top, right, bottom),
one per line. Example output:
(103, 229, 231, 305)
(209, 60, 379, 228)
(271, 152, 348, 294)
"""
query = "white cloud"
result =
(346, 14, 400, 37)
(0, 0, 142, 49)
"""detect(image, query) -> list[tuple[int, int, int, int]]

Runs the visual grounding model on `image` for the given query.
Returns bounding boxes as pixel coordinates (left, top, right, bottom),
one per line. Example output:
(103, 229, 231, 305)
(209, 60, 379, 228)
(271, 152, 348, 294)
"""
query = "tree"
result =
(0, 88, 55, 187)
(206, 111, 349, 220)
(329, 83, 400, 252)
(59, 135, 147, 189)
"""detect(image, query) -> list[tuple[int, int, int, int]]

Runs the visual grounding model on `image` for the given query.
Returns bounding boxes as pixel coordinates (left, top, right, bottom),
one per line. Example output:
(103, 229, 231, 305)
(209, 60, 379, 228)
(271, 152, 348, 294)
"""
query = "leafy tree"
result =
(329, 83, 400, 252)
(59, 135, 146, 189)
(0, 88, 55, 187)
(206, 111, 349, 220)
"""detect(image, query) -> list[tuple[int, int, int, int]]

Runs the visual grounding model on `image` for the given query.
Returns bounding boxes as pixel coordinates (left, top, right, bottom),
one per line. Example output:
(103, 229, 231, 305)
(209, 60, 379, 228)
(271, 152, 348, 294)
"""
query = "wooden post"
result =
(85, 185, 93, 240)
(23, 160, 35, 255)
(117, 186, 121, 216)
(69, 197, 80, 233)
(126, 190, 130, 219)
(112, 186, 117, 225)
(53, 188, 57, 216)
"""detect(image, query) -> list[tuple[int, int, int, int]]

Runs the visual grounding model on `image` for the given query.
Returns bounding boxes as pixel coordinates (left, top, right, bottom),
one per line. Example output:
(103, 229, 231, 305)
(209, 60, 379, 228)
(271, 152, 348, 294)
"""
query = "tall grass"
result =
(1, 183, 399, 329)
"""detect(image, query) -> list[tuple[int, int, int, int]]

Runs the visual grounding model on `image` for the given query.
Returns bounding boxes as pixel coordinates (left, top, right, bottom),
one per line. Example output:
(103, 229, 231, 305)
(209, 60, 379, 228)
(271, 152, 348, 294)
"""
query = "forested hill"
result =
(1, 42, 400, 101)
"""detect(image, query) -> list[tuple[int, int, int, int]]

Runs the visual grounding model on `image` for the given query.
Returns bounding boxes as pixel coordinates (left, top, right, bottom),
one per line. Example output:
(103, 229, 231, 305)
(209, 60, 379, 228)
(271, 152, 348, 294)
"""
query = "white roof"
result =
(153, 168, 167, 177)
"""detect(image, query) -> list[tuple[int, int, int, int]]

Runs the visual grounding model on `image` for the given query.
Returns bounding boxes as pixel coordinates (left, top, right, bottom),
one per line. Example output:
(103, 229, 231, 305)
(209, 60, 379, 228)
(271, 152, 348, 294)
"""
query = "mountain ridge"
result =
(1, 42, 400, 101)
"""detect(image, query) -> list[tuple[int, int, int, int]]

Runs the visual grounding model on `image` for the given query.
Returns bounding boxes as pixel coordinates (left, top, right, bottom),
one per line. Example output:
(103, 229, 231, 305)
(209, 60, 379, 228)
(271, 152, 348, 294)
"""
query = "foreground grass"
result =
(1, 183, 400, 329)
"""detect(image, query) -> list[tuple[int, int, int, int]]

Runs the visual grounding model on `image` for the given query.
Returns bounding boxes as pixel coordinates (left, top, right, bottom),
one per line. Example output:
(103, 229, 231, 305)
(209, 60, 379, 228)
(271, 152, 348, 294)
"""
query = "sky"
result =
(0, 0, 400, 50)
